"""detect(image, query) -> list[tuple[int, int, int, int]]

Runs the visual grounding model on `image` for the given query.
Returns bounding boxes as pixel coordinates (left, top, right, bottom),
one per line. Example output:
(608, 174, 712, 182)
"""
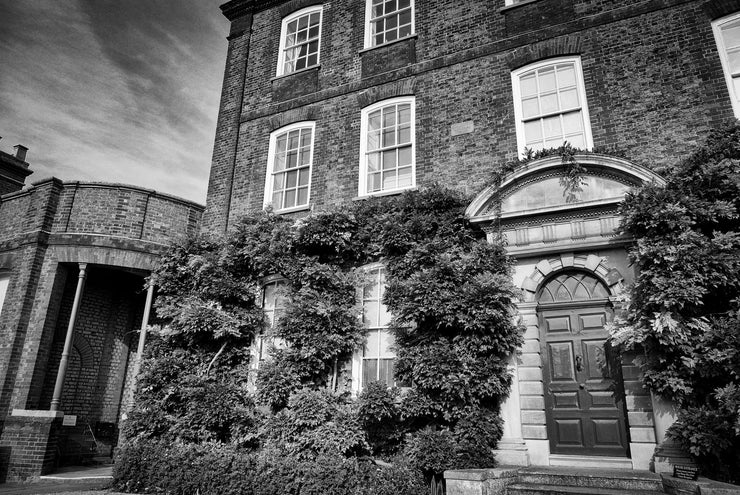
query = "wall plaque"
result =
(62, 415, 77, 427)
(674, 464, 699, 481)
(451, 121, 474, 136)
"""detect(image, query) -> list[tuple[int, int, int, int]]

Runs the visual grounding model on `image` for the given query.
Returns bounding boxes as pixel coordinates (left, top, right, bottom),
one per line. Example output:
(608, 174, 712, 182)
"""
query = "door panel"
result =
(552, 391, 579, 409)
(540, 303, 628, 457)
(554, 419, 584, 447)
(548, 342, 575, 381)
(545, 315, 571, 332)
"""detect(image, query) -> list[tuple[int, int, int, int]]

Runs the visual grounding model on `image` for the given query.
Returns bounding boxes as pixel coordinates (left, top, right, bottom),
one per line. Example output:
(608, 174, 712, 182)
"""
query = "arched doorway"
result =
(537, 271, 628, 457)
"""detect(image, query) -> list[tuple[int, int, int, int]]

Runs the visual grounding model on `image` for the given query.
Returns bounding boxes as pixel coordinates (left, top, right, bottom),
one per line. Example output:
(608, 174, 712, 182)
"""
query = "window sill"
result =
(271, 64, 321, 82)
(359, 34, 418, 55)
(353, 186, 417, 201)
(499, 0, 540, 13)
(270, 204, 312, 215)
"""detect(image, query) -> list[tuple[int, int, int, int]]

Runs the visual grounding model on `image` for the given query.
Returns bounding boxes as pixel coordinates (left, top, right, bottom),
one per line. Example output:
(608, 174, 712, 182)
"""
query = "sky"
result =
(0, 1, 230, 204)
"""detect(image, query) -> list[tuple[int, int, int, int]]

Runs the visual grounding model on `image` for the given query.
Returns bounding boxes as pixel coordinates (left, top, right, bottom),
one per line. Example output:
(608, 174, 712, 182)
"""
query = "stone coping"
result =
(11, 409, 64, 418)
(661, 473, 740, 495)
(444, 467, 519, 481)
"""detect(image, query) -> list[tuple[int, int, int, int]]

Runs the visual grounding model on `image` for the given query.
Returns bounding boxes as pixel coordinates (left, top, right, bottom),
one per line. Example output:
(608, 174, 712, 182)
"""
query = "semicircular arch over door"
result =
(537, 270, 629, 457)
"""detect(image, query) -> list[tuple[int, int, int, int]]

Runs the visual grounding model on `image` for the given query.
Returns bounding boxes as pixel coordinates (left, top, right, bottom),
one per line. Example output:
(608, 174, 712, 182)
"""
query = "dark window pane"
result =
(363, 359, 378, 387)
(379, 359, 394, 387)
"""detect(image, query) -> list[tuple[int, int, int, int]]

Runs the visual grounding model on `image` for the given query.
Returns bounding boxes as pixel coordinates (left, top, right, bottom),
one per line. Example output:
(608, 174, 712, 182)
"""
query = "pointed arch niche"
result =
(466, 154, 665, 256)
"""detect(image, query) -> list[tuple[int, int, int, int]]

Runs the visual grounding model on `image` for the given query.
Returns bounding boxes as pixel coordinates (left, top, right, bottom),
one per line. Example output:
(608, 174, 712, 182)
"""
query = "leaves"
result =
(611, 122, 740, 481)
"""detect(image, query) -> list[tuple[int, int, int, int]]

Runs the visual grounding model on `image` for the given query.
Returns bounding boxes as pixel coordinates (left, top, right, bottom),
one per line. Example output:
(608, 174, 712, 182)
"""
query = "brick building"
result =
(3, 0, 740, 484)
(203, 0, 740, 474)
(0, 148, 203, 481)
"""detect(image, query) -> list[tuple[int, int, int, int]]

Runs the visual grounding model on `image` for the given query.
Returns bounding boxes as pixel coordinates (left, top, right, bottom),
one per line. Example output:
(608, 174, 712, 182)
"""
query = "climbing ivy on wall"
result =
(126, 185, 522, 479)
(610, 122, 740, 482)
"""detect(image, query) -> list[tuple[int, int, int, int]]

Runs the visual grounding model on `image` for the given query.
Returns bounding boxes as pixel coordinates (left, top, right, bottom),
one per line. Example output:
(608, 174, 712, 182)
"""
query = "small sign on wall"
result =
(674, 464, 699, 481)
(62, 414, 77, 427)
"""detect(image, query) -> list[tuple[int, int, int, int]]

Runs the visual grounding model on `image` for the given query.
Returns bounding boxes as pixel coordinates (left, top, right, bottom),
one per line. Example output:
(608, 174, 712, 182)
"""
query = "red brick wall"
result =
(203, 0, 733, 229)
(0, 414, 62, 481)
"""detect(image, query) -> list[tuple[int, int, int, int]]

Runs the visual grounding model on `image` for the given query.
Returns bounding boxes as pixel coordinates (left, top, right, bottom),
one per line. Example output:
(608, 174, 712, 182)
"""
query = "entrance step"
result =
(510, 467, 664, 494)
(507, 483, 664, 495)
(548, 454, 633, 469)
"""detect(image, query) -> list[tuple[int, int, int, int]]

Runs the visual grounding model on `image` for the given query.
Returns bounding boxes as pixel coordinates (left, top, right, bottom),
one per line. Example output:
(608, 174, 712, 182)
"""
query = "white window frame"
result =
(364, 0, 415, 49)
(264, 121, 315, 213)
(0, 272, 9, 319)
(276, 6, 323, 77)
(713, 12, 740, 118)
(511, 56, 593, 157)
(252, 276, 288, 369)
(358, 96, 416, 198)
(352, 264, 396, 395)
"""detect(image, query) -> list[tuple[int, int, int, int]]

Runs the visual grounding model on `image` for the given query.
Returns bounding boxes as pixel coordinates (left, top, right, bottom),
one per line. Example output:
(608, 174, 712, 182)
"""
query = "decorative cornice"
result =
(221, 0, 255, 20)
(221, 0, 304, 20)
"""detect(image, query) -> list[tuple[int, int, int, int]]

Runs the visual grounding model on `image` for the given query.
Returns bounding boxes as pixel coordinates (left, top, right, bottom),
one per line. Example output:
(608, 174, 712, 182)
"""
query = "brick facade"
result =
(203, 0, 734, 230)
(201, 0, 736, 472)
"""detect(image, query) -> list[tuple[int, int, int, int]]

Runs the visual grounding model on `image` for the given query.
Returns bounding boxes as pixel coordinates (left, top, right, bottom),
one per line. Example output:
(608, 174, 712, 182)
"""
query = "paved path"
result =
(0, 466, 123, 495)
(0, 480, 119, 495)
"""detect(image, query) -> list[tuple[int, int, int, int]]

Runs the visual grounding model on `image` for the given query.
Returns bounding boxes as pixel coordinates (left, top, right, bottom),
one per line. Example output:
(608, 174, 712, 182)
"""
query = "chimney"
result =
(13, 145, 28, 162)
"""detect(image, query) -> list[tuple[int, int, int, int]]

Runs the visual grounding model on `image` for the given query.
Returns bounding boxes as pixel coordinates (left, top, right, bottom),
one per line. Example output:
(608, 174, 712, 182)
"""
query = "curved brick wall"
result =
(0, 178, 203, 246)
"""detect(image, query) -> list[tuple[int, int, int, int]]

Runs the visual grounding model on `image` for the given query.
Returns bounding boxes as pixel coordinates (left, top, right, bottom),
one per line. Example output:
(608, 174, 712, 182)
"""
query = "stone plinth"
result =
(444, 468, 519, 495)
(0, 409, 63, 481)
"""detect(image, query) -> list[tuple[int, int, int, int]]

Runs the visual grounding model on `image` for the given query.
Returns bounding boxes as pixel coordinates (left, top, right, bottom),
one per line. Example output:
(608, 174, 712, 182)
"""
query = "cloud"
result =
(0, 0, 228, 203)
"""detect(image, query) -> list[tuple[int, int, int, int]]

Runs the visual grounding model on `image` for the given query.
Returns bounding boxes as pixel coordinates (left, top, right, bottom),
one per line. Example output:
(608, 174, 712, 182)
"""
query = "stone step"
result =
(507, 482, 665, 495)
(516, 467, 664, 492)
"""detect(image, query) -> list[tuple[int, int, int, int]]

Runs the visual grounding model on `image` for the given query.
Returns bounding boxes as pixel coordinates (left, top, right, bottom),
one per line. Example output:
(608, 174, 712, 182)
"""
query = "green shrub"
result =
(612, 122, 740, 482)
(403, 428, 460, 475)
(260, 389, 369, 459)
(357, 381, 402, 456)
(114, 439, 426, 495)
(118, 186, 523, 493)
(113, 440, 257, 495)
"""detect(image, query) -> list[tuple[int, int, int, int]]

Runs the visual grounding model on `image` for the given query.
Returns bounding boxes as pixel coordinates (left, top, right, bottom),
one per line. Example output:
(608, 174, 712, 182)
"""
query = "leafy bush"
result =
(259, 389, 368, 459)
(113, 440, 257, 495)
(403, 428, 460, 476)
(612, 122, 740, 482)
(119, 186, 523, 492)
(357, 381, 402, 456)
(123, 339, 258, 446)
(114, 439, 426, 495)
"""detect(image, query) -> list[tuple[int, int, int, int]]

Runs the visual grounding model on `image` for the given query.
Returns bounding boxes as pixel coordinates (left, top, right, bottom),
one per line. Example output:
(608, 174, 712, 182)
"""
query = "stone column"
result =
(50, 263, 87, 411)
(619, 351, 658, 470)
(130, 283, 154, 383)
(516, 301, 549, 466)
(495, 352, 530, 466)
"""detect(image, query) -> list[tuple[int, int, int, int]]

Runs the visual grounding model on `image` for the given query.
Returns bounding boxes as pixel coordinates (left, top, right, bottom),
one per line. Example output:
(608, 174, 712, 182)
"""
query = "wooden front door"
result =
(538, 272, 629, 457)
